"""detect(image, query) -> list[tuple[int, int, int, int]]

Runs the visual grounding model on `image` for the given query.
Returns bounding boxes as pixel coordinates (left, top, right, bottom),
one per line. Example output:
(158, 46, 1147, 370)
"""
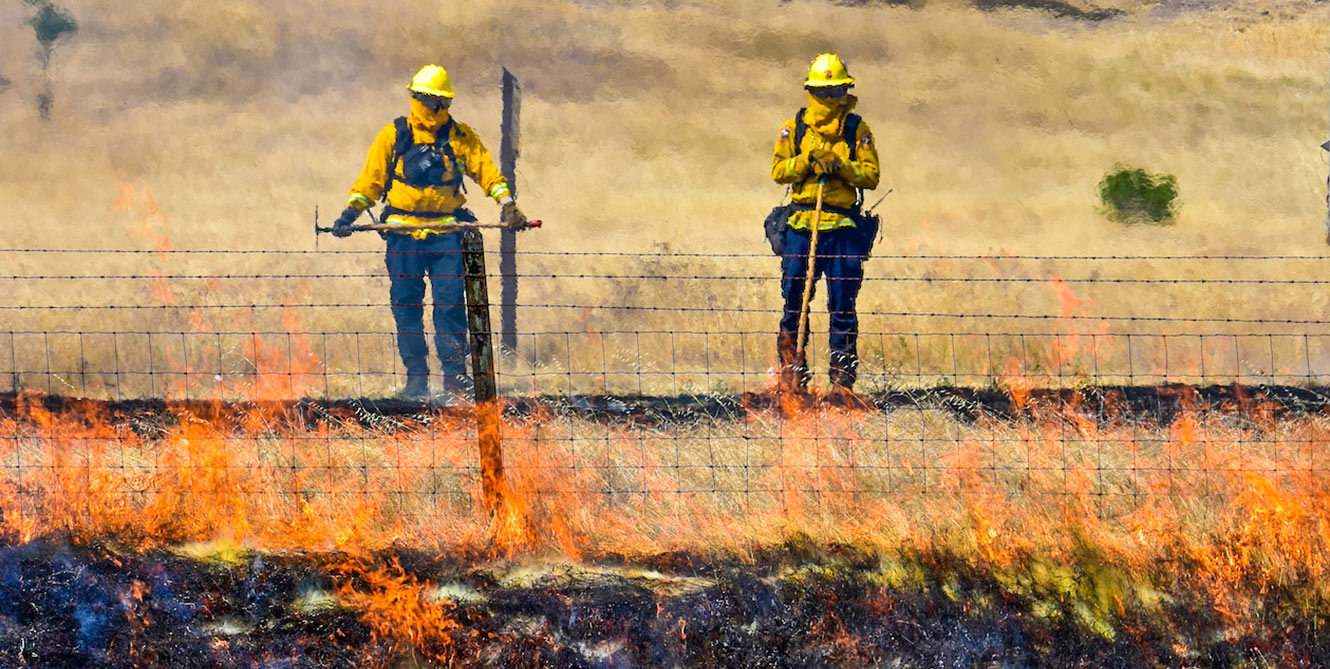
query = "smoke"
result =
(0, 1, 699, 107)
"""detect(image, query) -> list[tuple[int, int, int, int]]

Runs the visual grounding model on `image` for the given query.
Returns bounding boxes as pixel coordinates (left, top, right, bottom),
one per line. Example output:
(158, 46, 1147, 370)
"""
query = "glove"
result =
(501, 200, 529, 232)
(332, 205, 361, 238)
(835, 158, 858, 182)
(807, 148, 844, 178)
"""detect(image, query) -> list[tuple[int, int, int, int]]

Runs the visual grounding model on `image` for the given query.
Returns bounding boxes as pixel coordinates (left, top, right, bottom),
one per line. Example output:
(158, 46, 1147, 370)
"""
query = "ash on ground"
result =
(0, 538, 1322, 668)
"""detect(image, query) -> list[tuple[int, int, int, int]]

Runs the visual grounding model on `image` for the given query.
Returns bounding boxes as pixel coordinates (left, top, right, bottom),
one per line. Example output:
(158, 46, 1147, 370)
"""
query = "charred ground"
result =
(5, 382, 1327, 431)
(0, 535, 1324, 667)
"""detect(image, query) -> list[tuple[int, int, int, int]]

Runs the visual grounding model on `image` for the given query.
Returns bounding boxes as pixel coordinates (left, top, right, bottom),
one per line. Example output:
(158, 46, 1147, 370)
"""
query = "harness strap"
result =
(434, 119, 465, 191)
(382, 116, 411, 201)
(382, 116, 466, 203)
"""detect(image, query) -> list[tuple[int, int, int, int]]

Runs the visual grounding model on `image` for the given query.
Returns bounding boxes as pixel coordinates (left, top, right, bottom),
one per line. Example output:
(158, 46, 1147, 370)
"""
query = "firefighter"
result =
(769, 53, 881, 393)
(332, 64, 530, 400)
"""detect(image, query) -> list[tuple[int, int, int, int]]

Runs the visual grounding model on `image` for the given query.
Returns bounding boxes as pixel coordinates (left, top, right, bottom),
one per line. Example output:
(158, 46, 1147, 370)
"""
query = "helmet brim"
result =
(804, 79, 855, 88)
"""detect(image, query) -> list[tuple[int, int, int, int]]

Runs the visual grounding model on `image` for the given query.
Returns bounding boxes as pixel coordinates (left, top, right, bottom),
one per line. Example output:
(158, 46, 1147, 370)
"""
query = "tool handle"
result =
(865, 188, 894, 215)
(794, 178, 826, 368)
(316, 219, 543, 234)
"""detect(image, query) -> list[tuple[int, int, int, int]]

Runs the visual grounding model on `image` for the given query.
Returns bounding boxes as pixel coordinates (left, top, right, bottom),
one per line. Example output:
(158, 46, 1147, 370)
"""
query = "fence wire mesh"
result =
(4, 246, 1330, 531)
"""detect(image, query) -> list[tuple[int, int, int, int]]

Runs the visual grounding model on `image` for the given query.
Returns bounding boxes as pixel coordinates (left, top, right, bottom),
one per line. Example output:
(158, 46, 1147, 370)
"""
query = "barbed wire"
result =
(6, 248, 1330, 261)
(2, 300, 1328, 326)
(9, 327, 1328, 338)
(6, 272, 1330, 286)
(8, 329, 1328, 388)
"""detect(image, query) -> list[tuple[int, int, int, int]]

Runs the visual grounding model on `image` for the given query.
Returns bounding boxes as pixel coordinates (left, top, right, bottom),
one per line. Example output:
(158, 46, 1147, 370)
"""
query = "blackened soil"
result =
(1, 539, 1326, 667)
(0, 540, 373, 668)
(4, 383, 1327, 434)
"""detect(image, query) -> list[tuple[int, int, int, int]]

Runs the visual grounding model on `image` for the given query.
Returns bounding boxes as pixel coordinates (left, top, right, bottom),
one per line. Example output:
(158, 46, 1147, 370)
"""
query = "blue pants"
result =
(385, 232, 470, 392)
(778, 226, 867, 387)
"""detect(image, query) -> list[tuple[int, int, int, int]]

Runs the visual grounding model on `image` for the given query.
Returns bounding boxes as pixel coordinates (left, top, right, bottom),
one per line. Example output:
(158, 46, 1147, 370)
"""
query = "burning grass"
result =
(2, 387, 1329, 664)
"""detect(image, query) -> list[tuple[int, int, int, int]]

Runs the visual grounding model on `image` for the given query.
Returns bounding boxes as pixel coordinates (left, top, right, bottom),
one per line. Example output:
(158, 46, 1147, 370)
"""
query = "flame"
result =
(5, 385, 1330, 653)
(334, 559, 463, 665)
(999, 357, 1032, 410)
(1047, 277, 1111, 376)
(0, 393, 406, 551)
(109, 181, 325, 400)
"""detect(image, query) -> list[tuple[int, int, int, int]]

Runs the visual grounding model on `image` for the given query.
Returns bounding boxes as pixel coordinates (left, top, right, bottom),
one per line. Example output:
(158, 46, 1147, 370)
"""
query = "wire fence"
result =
(7, 246, 1330, 396)
(9, 328, 1330, 398)
(3, 246, 1330, 528)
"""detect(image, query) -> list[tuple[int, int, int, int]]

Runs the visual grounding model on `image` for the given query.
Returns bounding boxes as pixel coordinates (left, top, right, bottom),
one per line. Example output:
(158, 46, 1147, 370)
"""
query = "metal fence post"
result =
(462, 227, 504, 514)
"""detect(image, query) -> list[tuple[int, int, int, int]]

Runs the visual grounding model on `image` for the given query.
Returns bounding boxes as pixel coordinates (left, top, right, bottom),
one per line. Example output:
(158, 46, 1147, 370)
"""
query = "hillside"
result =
(1, 0, 1321, 252)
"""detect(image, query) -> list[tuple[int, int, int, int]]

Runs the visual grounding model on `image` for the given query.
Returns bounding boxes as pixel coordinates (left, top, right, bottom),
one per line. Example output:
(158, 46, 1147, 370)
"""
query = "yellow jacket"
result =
(771, 93, 881, 231)
(347, 99, 511, 238)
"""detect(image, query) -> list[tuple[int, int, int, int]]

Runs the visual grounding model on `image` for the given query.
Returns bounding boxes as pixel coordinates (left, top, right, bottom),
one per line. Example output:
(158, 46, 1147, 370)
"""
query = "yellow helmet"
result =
(408, 64, 455, 98)
(804, 53, 854, 88)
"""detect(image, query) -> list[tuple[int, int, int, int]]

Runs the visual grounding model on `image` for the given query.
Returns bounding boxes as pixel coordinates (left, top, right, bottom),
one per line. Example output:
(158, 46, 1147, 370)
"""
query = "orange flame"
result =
(334, 559, 463, 665)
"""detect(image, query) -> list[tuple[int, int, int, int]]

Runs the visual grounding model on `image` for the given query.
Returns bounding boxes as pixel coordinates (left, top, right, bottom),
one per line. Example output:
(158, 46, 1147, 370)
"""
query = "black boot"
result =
(399, 374, 430, 400)
(829, 367, 855, 391)
(434, 373, 474, 407)
(828, 353, 869, 408)
(829, 351, 857, 391)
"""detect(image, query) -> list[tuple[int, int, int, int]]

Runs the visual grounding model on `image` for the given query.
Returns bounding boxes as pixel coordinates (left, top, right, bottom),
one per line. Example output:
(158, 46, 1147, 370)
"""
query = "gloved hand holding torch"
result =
(501, 199, 530, 232)
(332, 205, 362, 238)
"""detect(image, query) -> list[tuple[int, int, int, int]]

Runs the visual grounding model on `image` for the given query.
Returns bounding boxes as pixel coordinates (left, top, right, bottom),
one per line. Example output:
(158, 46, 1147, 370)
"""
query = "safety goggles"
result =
(807, 85, 852, 99)
(412, 92, 451, 112)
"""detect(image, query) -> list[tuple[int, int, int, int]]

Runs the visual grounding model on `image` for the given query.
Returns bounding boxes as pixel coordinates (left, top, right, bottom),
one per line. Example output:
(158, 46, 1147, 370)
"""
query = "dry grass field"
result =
(1, 0, 1327, 396)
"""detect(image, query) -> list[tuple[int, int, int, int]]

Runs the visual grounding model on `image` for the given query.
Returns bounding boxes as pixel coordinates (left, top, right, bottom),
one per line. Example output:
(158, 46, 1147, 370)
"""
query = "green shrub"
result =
(1097, 165, 1178, 225)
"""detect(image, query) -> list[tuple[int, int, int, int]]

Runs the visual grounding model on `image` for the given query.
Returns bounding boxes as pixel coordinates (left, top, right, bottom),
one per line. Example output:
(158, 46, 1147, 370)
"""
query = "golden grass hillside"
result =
(1, 0, 1327, 396)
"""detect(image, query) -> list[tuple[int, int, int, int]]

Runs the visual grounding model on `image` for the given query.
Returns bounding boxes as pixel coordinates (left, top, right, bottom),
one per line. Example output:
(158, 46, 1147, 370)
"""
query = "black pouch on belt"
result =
(855, 210, 881, 258)
(763, 203, 793, 256)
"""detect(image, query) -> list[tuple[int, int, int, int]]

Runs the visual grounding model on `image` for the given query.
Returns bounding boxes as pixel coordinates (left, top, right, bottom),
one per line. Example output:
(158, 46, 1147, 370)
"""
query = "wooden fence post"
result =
(462, 227, 504, 514)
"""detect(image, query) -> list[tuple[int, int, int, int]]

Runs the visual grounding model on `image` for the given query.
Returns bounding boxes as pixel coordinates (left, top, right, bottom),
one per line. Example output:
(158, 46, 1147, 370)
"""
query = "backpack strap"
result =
(843, 113, 861, 161)
(382, 116, 413, 202)
(792, 108, 807, 157)
(843, 113, 864, 207)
